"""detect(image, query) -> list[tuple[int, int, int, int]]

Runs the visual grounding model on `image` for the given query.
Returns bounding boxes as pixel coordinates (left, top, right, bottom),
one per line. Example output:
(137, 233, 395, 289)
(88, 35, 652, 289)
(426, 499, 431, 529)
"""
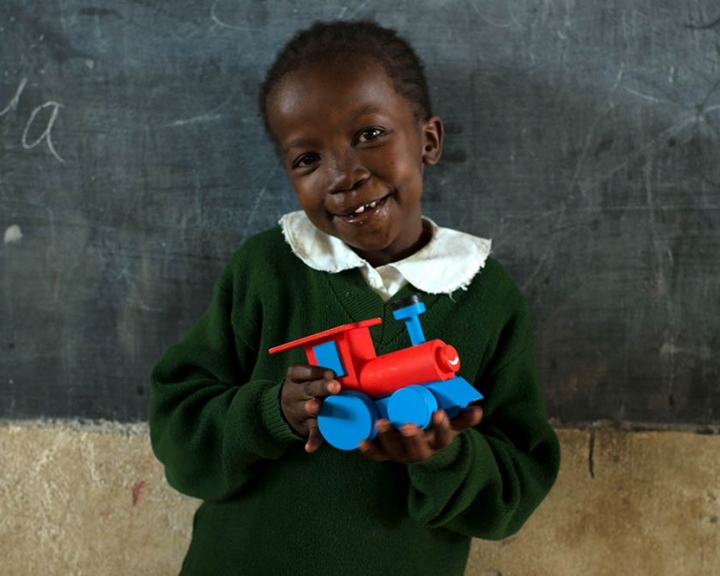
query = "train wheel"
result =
(317, 391, 379, 451)
(386, 385, 438, 429)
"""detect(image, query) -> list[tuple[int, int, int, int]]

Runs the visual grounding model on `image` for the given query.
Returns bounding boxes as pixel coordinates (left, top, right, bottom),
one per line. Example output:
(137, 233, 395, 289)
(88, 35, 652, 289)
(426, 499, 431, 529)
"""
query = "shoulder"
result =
(211, 226, 300, 296)
(425, 255, 528, 324)
(211, 226, 305, 343)
(466, 257, 527, 310)
(446, 256, 533, 343)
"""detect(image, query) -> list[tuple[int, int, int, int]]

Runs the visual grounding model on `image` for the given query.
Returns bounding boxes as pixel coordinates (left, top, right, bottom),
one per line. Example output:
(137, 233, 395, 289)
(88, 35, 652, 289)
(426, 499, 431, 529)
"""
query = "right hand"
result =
(281, 364, 341, 453)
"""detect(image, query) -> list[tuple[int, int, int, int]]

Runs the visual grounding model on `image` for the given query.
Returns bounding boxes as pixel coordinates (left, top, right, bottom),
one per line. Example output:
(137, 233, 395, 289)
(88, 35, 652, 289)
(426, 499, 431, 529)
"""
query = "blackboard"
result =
(1, 0, 718, 424)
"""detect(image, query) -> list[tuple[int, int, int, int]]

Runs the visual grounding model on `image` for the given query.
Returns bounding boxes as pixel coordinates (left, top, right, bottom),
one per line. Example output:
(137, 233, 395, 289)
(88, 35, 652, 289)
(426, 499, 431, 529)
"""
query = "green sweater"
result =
(149, 226, 560, 576)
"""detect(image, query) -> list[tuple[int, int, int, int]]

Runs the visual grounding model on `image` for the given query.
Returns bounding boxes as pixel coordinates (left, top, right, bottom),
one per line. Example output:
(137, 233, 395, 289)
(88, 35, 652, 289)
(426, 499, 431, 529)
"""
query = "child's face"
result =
(265, 54, 443, 267)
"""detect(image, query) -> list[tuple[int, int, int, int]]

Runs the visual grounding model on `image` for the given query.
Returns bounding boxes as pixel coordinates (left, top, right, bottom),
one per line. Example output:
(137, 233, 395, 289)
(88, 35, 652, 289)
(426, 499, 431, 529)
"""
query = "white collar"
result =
(279, 211, 491, 295)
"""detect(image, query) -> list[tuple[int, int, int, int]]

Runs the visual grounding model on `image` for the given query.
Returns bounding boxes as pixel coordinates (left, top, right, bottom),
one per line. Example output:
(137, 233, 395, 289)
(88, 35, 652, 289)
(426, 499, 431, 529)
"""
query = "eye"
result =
(356, 127, 384, 143)
(291, 153, 320, 169)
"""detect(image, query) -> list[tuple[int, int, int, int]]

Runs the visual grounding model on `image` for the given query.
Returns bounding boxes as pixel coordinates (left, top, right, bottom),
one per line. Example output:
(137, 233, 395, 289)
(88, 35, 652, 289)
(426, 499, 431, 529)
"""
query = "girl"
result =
(150, 20, 560, 576)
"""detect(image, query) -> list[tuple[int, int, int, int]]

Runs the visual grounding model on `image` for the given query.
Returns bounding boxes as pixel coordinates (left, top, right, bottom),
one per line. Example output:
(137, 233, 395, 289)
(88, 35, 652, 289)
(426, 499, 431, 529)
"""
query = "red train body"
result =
(269, 296, 482, 450)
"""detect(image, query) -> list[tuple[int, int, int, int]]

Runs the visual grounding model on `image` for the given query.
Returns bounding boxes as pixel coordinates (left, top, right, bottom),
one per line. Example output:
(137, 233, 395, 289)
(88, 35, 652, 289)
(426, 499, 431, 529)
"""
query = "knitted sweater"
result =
(149, 225, 560, 576)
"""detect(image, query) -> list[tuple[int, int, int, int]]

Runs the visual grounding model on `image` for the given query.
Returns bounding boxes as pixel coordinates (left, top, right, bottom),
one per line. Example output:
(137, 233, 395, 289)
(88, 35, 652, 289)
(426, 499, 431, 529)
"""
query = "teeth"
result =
(353, 201, 378, 215)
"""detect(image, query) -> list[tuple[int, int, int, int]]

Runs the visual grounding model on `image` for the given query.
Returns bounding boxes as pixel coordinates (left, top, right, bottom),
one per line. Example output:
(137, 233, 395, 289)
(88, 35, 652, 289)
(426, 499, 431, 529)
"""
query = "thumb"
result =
(305, 419, 325, 453)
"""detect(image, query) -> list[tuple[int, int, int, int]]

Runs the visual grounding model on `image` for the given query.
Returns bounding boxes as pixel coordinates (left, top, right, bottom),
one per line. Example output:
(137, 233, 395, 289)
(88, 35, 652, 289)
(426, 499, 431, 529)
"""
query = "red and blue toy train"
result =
(269, 295, 483, 450)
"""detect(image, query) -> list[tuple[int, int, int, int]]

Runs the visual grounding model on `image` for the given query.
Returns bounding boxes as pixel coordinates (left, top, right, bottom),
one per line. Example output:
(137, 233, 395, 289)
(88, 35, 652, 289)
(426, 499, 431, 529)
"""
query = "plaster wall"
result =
(0, 423, 717, 575)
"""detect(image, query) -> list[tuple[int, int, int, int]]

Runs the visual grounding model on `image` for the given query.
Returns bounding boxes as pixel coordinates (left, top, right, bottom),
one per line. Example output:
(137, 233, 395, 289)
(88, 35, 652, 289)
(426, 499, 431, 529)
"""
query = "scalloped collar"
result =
(279, 210, 491, 296)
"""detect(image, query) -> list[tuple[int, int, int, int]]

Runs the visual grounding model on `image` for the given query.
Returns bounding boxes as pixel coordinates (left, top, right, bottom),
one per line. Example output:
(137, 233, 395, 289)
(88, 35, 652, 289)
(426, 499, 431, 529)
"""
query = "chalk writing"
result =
(0, 77, 27, 117)
(0, 76, 66, 164)
(22, 101, 65, 164)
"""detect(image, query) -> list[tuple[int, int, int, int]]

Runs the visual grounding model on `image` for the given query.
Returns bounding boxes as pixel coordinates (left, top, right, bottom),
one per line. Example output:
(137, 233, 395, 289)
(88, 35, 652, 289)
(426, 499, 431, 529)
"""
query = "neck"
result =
(354, 221, 432, 267)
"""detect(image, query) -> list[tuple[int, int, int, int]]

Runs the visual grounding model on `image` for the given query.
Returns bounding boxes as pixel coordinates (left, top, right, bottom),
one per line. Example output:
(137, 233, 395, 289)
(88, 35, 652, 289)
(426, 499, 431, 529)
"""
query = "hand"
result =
(358, 406, 483, 464)
(281, 364, 341, 453)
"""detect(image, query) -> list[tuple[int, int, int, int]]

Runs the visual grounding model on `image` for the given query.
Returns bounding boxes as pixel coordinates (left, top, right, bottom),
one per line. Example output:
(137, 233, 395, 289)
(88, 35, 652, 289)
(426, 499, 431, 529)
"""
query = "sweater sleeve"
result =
(148, 260, 301, 502)
(404, 291, 560, 540)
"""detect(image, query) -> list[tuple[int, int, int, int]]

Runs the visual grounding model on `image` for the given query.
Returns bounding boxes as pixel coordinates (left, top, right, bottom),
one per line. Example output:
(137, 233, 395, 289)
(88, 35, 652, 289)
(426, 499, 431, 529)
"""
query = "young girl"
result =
(150, 21, 560, 576)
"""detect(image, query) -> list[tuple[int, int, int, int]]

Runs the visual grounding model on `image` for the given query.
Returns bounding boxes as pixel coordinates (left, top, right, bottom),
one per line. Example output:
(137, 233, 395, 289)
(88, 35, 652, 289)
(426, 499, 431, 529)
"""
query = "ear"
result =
(421, 115, 444, 166)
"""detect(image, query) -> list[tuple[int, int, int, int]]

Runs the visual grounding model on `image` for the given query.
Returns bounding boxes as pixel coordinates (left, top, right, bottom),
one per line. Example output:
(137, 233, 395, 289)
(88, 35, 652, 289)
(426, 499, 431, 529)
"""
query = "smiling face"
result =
(265, 53, 443, 267)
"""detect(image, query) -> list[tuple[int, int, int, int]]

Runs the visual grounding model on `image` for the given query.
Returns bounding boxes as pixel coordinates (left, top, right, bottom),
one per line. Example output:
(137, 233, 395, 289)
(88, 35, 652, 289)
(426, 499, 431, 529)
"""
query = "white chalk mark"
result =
(3, 225, 23, 244)
(246, 183, 269, 228)
(522, 203, 566, 292)
(569, 63, 625, 197)
(242, 165, 277, 241)
(466, 0, 512, 28)
(624, 87, 664, 104)
(585, 115, 697, 189)
(564, 0, 572, 29)
(165, 113, 225, 127)
(665, 246, 674, 268)
(698, 76, 720, 118)
(165, 89, 240, 129)
(660, 342, 713, 360)
(702, 104, 720, 116)
(0, 77, 28, 117)
(22, 101, 66, 163)
(643, 161, 654, 209)
(210, 0, 253, 31)
(589, 204, 719, 212)
(507, 3, 524, 29)
(609, 63, 626, 103)
(347, 0, 371, 18)
(46, 208, 58, 269)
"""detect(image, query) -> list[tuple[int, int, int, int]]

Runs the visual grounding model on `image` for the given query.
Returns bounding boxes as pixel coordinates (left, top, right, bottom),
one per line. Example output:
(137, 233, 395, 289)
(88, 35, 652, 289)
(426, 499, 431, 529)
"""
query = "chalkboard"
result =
(1, 0, 718, 424)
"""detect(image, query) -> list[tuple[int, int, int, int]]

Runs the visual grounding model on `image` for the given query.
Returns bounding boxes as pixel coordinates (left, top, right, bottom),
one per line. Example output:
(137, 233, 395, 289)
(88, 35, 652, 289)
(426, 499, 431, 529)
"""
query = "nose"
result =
(327, 150, 370, 193)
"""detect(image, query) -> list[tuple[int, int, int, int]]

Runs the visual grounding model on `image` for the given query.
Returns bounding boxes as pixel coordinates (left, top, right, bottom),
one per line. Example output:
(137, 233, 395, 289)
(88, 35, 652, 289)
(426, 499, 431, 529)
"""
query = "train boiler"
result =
(269, 296, 483, 450)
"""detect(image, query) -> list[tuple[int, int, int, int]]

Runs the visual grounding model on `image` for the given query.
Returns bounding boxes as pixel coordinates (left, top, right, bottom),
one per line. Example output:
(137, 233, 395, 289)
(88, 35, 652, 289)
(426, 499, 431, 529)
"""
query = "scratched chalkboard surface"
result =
(1, 0, 718, 424)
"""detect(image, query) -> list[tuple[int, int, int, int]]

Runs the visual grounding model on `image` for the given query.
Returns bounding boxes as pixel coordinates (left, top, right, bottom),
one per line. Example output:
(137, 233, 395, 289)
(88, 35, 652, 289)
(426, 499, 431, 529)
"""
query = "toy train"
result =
(269, 295, 483, 450)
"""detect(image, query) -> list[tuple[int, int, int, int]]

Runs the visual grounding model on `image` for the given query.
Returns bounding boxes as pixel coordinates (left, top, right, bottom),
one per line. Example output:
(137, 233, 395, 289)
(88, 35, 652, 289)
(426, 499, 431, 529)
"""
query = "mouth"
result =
(336, 193, 391, 220)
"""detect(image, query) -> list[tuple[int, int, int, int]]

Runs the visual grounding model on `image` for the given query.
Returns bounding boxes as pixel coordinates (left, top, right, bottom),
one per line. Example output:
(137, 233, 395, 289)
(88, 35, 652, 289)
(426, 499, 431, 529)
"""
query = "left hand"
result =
(358, 406, 483, 464)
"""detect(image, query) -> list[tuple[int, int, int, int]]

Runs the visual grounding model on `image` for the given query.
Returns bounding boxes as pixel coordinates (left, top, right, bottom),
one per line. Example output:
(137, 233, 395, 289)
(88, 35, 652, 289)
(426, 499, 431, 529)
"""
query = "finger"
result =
(305, 397, 322, 417)
(429, 410, 454, 449)
(305, 420, 325, 453)
(287, 363, 335, 383)
(373, 419, 408, 461)
(399, 423, 434, 463)
(450, 406, 484, 431)
(301, 374, 341, 399)
(358, 439, 390, 462)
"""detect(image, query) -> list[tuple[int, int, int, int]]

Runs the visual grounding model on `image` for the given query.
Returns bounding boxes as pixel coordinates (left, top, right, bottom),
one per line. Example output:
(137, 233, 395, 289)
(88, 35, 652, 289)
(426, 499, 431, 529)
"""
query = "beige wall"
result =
(1, 421, 718, 575)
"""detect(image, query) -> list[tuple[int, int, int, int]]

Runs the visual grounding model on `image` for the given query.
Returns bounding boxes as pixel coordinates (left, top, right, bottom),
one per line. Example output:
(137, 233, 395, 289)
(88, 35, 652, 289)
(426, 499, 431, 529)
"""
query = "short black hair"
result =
(259, 20, 433, 139)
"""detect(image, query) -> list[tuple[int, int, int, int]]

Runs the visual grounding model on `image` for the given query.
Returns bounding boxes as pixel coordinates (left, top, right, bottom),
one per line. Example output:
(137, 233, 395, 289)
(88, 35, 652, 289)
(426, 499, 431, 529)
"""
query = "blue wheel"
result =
(386, 385, 438, 430)
(318, 391, 379, 451)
